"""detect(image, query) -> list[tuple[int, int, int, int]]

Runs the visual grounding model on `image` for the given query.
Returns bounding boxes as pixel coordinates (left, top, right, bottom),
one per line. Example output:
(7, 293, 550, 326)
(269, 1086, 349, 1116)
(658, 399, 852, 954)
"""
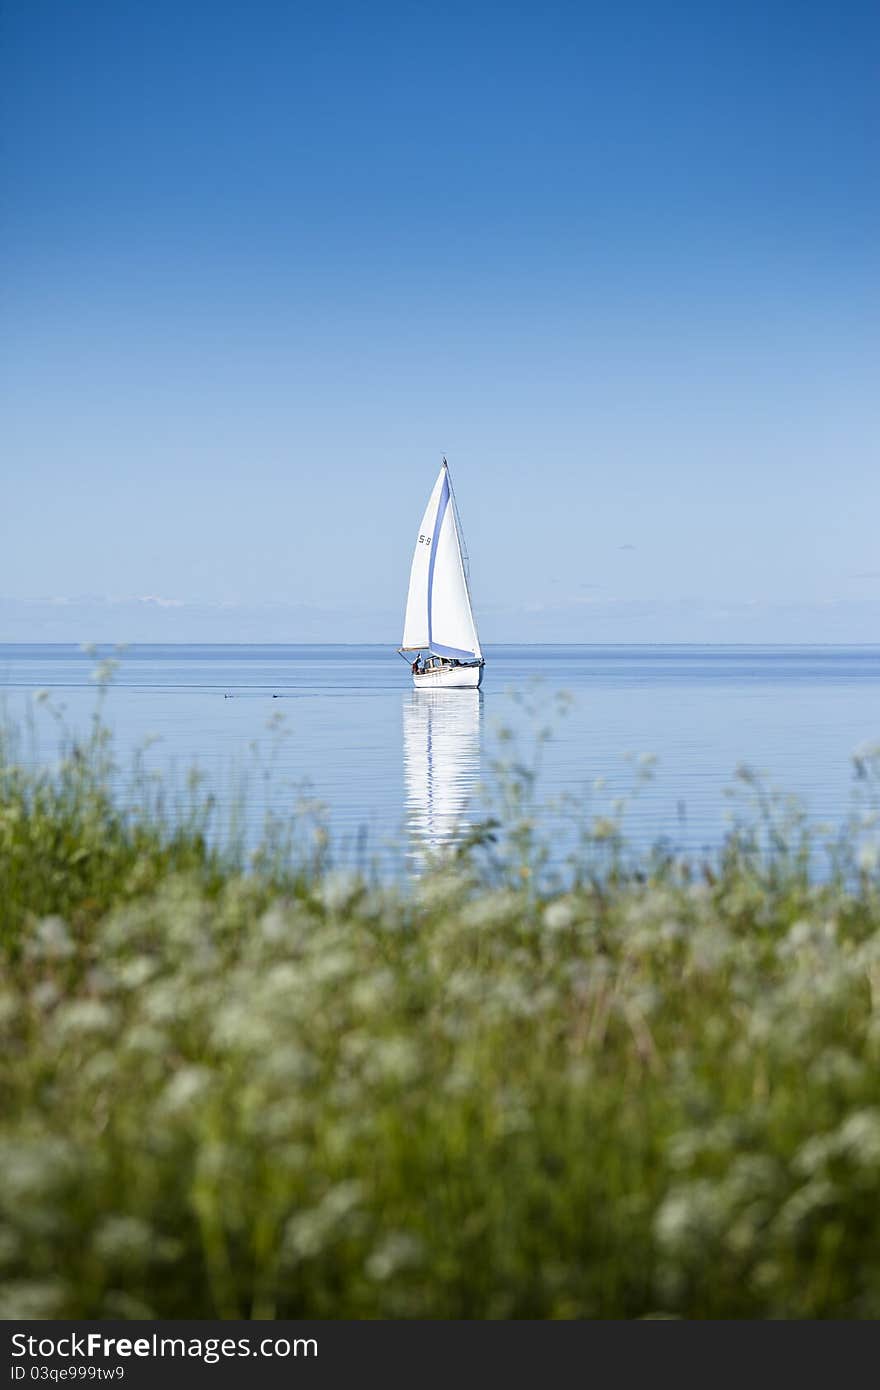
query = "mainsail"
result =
(401, 460, 482, 661)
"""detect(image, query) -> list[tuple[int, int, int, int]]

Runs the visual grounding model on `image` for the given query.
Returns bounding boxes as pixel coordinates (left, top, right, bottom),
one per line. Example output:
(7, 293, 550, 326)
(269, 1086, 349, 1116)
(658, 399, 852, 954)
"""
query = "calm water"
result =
(2, 644, 880, 875)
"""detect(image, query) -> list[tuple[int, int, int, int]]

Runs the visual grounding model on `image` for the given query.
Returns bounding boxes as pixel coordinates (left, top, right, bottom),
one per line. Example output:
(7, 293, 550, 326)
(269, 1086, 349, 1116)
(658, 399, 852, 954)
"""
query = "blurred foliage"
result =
(2, 688, 880, 1318)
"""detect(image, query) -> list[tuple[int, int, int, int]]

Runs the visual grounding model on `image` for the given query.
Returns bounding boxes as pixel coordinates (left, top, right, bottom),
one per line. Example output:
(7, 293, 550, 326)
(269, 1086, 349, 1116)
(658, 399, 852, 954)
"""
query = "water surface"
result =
(2, 644, 879, 874)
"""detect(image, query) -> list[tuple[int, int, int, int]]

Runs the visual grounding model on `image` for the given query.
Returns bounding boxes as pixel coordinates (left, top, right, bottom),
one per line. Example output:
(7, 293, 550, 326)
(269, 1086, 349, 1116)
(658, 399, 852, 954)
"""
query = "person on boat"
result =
(411, 656, 421, 675)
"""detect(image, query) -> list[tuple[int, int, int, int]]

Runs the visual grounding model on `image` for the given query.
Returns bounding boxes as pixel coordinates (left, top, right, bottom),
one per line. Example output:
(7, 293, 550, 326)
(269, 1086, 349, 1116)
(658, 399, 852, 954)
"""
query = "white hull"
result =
(413, 663, 484, 690)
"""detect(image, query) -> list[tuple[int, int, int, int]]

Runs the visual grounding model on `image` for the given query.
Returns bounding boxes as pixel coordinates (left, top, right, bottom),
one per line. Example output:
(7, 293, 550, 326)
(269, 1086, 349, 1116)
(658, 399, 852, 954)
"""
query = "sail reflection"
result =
(402, 690, 483, 869)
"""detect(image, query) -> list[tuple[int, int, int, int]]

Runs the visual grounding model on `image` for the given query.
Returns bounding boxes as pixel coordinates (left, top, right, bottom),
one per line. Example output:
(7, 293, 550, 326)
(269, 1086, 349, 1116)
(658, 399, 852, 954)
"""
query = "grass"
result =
(2, 688, 880, 1318)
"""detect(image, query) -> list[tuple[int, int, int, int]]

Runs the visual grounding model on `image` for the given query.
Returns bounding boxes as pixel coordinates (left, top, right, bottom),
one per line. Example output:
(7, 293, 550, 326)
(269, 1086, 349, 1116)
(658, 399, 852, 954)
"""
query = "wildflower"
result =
(25, 916, 74, 961)
(543, 898, 575, 931)
(365, 1232, 424, 1281)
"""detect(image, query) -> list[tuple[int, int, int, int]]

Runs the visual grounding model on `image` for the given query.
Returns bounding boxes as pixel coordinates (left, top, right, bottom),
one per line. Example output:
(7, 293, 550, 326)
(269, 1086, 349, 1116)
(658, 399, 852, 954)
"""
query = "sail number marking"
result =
(419, 535, 432, 546)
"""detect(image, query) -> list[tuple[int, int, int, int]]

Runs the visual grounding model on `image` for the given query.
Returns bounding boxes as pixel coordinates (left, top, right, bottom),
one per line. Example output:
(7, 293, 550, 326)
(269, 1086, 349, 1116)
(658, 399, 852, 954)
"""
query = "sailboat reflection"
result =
(402, 690, 483, 868)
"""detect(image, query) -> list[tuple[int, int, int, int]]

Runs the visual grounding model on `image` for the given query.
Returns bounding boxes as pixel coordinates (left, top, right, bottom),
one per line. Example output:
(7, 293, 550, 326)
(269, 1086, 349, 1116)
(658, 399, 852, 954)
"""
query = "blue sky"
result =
(1, 0, 878, 642)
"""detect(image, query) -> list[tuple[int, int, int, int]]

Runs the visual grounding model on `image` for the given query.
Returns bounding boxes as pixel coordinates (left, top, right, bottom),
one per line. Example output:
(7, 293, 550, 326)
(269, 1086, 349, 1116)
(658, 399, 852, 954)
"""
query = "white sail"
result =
(401, 466, 446, 652)
(401, 461, 482, 661)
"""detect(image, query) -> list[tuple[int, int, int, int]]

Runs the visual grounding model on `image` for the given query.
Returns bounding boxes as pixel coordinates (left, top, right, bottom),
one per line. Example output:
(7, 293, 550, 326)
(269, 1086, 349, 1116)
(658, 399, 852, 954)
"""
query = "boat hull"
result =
(413, 663, 484, 690)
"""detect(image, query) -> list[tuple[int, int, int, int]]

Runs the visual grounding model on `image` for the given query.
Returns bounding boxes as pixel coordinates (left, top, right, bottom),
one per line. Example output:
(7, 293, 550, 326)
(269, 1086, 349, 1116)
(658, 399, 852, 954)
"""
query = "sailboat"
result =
(399, 457, 485, 689)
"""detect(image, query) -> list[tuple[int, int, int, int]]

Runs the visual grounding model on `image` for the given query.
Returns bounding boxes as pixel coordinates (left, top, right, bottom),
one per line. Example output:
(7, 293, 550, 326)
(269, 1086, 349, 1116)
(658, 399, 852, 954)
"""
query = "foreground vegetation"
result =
(2, 697, 880, 1318)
